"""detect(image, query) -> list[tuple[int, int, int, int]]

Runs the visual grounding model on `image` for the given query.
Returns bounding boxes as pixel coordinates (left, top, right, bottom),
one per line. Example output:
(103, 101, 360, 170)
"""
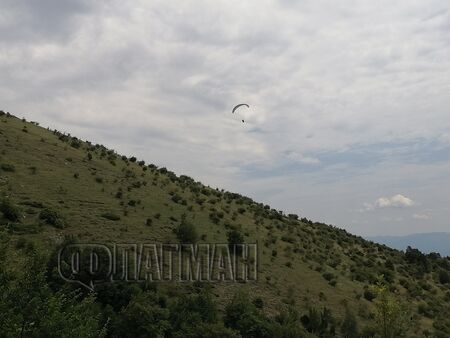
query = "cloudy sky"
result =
(1, 0, 450, 236)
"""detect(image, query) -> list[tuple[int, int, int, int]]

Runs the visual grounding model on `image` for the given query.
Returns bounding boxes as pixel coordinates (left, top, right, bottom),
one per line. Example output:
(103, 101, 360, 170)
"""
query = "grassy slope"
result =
(1, 113, 449, 336)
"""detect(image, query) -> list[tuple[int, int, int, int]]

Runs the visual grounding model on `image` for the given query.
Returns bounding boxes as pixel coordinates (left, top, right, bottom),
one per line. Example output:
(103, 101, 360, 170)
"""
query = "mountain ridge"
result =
(368, 232, 450, 257)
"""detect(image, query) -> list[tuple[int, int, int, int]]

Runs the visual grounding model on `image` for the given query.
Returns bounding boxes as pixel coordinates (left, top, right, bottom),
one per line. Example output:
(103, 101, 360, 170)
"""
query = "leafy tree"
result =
(111, 291, 170, 338)
(227, 229, 245, 255)
(372, 282, 410, 338)
(272, 307, 314, 338)
(0, 248, 105, 338)
(169, 291, 221, 336)
(341, 308, 358, 338)
(438, 270, 450, 284)
(176, 216, 198, 243)
(301, 307, 336, 337)
(224, 292, 272, 338)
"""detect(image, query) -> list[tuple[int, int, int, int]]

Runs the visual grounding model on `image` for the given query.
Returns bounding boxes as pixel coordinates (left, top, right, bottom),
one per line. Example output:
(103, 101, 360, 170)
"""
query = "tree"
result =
(112, 292, 170, 338)
(438, 270, 450, 284)
(341, 308, 358, 338)
(372, 282, 410, 338)
(224, 292, 272, 338)
(176, 216, 198, 243)
(227, 230, 245, 255)
(301, 307, 336, 337)
(0, 247, 105, 338)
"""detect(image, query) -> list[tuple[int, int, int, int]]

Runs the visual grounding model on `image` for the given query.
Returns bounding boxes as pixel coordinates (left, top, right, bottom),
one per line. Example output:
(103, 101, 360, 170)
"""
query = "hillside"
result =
(1, 111, 449, 337)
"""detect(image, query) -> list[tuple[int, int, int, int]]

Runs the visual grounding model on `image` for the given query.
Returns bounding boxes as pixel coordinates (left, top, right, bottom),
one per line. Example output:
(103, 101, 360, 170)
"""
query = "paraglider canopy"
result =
(232, 103, 249, 114)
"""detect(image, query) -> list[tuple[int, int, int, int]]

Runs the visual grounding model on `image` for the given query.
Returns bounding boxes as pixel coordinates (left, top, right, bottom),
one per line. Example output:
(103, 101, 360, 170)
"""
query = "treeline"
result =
(0, 232, 418, 338)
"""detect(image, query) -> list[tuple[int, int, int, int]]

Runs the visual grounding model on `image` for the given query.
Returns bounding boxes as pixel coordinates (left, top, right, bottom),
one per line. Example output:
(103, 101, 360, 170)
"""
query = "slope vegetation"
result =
(0, 111, 449, 337)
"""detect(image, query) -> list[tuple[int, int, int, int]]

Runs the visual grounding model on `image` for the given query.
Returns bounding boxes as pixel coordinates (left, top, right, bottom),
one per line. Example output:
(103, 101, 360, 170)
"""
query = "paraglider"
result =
(232, 104, 249, 123)
(232, 103, 249, 113)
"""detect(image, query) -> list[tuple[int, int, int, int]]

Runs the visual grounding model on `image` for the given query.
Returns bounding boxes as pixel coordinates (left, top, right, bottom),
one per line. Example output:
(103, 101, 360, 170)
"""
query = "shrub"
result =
(0, 199, 21, 222)
(101, 212, 121, 221)
(227, 229, 244, 245)
(176, 217, 198, 243)
(39, 208, 65, 228)
(224, 293, 271, 337)
(95, 177, 103, 183)
(363, 289, 376, 302)
(15, 237, 28, 249)
(341, 308, 359, 338)
(253, 297, 264, 309)
(70, 139, 81, 148)
(146, 218, 153, 226)
(322, 272, 335, 282)
(227, 229, 245, 255)
(439, 270, 450, 284)
(0, 163, 15, 172)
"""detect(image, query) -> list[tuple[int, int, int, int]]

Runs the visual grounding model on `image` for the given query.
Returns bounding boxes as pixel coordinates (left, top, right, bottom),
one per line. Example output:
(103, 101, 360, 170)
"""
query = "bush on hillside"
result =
(0, 199, 21, 222)
(0, 163, 15, 172)
(39, 208, 65, 228)
(439, 270, 450, 284)
(176, 217, 198, 243)
(101, 212, 121, 221)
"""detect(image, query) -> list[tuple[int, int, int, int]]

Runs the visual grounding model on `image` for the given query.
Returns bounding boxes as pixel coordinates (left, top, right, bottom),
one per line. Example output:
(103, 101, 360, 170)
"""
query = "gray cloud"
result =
(1, 0, 450, 236)
(0, 0, 94, 42)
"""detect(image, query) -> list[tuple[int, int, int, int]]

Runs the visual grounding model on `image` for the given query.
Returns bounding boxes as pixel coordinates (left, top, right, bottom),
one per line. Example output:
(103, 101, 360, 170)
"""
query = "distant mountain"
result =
(368, 232, 450, 257)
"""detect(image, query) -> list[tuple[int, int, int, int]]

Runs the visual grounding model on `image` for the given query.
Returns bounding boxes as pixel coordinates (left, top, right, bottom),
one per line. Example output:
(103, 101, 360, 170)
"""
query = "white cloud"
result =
(413, 213, 431, 220)
(364, 194, 415, 210)
(376, 194, 415, 208)
(284, 151, 320, 165)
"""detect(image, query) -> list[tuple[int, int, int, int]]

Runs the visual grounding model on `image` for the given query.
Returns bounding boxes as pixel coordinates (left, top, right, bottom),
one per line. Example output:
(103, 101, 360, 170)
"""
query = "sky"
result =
(1, 0, 450, 236)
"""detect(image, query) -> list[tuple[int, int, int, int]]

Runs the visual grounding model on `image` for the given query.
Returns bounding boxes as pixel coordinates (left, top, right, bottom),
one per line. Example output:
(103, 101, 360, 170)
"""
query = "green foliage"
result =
(0, 163, 15, 172)
(341, 308, 359, 338)
(0, 198, 21, 222)
(363, 289, 376, 302)
(39, 208, 65, 228)
(224, 292, 272, 338)
(227, 229, 245, 255)
(0, 250, 105, 338)
(176, 217, 198, 243)
(300, 307, 336, 337)
(112, 292, 170, 337)
(438, 270, 450, 284)
(372, 282, 410, 338)
(227, 229, 244, 244)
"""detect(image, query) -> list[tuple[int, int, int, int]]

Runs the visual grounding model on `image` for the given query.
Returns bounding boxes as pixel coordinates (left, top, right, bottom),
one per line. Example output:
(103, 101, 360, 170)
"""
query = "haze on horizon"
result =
(1, 0, 450, 237)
